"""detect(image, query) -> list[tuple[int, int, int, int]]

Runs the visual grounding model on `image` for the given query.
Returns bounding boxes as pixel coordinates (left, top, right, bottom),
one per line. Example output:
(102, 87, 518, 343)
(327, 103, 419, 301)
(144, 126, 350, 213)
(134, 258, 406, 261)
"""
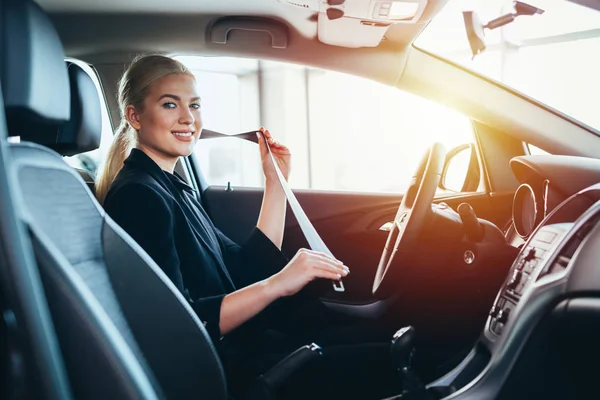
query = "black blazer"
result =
(104, 149, 288, 341)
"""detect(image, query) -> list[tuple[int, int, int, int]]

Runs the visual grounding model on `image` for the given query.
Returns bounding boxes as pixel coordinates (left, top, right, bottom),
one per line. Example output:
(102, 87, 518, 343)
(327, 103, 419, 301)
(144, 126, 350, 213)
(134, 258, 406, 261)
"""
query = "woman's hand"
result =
(257, 127, 291, 182)
(268, 249, 350, 298)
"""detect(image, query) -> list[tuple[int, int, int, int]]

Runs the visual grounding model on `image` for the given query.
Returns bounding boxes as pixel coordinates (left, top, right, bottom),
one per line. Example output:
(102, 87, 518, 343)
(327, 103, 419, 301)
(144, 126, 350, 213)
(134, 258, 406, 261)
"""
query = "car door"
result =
(196, 133, 521, 307)
(183, 57, 523, 309)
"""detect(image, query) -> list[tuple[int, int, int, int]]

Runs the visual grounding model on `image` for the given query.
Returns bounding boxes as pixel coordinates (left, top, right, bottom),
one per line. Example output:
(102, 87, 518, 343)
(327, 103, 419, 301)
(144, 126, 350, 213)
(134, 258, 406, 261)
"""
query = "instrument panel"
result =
(507, 155, 600, 245)
(512, 181, 546, 239)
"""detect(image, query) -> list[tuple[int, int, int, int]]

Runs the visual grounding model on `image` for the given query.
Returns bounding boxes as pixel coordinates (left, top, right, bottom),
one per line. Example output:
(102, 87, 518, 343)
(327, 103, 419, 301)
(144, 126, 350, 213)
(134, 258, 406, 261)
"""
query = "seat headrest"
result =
(1, 0, 70, 134)
(36, 62, 102, 156)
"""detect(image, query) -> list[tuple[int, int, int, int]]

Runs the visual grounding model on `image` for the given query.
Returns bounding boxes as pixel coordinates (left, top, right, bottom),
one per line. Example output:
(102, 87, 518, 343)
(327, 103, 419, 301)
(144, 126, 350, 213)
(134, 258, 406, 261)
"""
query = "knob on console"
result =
(390, 326, 426, 394)
(524, 247, 537, 262)
(497, 308, 510, 324)
(391, 326, 417, 369)
(489, 305, 499, 318)
(507, 269, 522, 290)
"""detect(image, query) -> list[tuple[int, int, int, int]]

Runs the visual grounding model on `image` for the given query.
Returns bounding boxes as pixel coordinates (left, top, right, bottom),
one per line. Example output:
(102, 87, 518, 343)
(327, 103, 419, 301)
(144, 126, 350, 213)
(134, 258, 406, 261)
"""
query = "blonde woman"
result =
(99, 55, 394, 399)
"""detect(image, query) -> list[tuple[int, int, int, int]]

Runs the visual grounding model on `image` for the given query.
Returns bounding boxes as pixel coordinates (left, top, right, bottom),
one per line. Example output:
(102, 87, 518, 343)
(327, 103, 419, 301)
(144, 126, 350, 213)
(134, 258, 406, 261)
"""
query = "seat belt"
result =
(200, 129, 345, 292)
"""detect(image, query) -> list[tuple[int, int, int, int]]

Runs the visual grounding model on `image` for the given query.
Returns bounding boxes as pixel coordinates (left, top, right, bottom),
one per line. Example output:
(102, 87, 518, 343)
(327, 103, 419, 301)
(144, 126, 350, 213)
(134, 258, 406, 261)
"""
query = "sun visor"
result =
(278, 0, 428, 48)
(1, 0, 70, 134)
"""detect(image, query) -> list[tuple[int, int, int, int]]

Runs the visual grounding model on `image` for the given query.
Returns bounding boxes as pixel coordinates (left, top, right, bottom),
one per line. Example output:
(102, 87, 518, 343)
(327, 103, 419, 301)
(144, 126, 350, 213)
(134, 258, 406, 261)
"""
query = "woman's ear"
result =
(125, 105, 142, 131)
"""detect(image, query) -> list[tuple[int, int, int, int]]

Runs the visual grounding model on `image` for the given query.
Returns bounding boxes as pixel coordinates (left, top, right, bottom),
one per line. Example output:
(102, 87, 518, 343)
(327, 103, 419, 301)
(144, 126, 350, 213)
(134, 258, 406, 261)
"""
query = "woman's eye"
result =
(190, 103, 201, 110)
(162, 102, 176, 109)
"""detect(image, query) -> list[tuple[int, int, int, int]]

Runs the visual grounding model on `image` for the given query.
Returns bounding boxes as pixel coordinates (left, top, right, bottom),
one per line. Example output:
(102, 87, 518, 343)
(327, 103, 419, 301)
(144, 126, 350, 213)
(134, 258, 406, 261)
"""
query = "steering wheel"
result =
(372, 143, 447, 298)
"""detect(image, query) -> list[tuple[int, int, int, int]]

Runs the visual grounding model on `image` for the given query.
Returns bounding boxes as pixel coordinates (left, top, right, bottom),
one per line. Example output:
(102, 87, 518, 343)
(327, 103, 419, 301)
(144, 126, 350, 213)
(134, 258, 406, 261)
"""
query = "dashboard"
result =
(487, 154, 600, 345)
(506, 155, 600, 248)
(428, 154, 600, 399)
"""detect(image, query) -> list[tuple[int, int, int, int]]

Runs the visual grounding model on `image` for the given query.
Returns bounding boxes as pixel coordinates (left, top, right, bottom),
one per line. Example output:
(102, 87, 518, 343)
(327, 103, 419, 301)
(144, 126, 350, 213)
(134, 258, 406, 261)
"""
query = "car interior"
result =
(1, 0, 600, 399)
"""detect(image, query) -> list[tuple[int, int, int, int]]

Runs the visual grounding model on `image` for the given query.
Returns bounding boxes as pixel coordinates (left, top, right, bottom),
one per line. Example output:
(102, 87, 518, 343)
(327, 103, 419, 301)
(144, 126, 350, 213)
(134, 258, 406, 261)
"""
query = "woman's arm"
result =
(105, 182, 349, 338)
(219, 248, 349, 335)
(256, 180, 287, 248)
(256, 128, 291, 249)
(219, 278, 278, 335)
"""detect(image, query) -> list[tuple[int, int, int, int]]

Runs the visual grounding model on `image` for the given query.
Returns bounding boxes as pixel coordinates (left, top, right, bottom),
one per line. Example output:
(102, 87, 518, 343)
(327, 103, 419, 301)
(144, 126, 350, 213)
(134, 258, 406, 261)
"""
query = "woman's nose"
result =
(179, 107, 195, 125)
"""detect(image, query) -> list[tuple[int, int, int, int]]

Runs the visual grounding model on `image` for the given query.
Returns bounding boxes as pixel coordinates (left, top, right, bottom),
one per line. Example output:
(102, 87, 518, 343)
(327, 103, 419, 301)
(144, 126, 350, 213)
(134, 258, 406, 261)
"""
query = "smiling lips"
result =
(172, 131, 194, 141)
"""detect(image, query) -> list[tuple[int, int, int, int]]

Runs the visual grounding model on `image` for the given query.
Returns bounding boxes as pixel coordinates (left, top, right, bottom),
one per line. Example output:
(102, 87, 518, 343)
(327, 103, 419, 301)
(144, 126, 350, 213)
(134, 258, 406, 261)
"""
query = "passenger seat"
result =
(2, 2, 320, 400)
(3, 1, 226, 399)
(42, 61, 101, 194)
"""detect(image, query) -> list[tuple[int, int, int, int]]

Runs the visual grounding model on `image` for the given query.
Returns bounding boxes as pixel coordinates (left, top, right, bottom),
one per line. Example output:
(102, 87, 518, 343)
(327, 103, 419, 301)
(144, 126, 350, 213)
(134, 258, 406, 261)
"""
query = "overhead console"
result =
(277, 0, 430, 47)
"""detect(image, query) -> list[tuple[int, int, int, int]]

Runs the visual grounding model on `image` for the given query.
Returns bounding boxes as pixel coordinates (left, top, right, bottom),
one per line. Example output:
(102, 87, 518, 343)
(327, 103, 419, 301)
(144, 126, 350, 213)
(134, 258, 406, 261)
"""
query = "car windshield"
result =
(415, 0, 600, 132)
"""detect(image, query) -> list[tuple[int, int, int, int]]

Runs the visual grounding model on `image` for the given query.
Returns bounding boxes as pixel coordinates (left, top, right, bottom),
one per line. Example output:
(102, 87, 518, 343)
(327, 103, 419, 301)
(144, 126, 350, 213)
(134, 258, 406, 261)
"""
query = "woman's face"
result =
(128, 73, 202, 168)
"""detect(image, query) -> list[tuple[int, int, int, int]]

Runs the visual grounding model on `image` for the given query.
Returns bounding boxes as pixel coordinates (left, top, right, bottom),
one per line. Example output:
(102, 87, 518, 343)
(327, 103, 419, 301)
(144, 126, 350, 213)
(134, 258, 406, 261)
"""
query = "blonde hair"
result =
(95, 55, 192, 204)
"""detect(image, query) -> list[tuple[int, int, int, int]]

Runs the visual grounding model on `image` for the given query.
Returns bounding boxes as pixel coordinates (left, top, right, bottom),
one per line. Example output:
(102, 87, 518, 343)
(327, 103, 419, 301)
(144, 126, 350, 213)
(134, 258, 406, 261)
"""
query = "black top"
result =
(104, 149, 288, 341)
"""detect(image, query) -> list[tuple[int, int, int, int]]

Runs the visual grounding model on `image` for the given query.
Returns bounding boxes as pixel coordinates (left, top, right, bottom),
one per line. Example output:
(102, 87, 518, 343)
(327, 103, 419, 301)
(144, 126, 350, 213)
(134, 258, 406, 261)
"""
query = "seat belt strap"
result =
(200, 129, 345, 292)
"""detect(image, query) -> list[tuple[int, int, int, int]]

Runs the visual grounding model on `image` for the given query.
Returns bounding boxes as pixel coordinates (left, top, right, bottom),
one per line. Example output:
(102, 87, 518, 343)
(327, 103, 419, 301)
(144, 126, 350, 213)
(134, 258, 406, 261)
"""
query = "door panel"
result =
(203, 187, 400, 303)
(202, 186, 515, 303)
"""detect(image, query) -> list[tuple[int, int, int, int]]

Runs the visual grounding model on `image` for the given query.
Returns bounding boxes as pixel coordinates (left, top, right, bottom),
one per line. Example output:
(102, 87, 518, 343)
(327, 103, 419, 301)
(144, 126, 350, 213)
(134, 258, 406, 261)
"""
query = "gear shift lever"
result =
(391, 326, 426, 395)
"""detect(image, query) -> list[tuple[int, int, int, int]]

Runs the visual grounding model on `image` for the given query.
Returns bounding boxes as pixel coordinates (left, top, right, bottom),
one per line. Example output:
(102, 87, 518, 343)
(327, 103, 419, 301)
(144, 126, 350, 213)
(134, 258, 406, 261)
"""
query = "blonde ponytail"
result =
(94, 54, 193, 205)
(95, 121, 134, 204)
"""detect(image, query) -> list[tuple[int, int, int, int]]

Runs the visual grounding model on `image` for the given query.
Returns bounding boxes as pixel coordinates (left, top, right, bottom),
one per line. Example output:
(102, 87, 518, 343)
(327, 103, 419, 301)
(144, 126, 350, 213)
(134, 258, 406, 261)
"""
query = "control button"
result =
(379, 8, 390, 16)
(495, 322, 504, 335)
(516, 259, 526, 271)
(516, 280, 526, 294)
(536, 249, 546, 258)
(496, 309, 504, 322)
(524, 247, 536, 262)
(537, 231, 557, 243)
(524, 260, 536, 274)
(489, 305, 499, 318)
(497, 308, 510, 324)
(381, 3, 391, 9)
(507, 269, 522, 290)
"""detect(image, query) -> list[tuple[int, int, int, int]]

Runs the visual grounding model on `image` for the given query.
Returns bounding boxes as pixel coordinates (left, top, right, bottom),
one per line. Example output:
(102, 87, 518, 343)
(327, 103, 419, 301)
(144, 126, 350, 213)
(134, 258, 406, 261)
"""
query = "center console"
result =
(487, 224, 568, 336)
(409, 184, 600, 400)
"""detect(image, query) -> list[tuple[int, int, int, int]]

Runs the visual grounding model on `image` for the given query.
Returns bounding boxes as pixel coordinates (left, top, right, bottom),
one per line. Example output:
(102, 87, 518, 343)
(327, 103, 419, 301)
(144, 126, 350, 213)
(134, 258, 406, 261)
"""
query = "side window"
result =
(62, 59, 114, 175)
(177, 56, 480, 194)
(176, 57, 264, 187)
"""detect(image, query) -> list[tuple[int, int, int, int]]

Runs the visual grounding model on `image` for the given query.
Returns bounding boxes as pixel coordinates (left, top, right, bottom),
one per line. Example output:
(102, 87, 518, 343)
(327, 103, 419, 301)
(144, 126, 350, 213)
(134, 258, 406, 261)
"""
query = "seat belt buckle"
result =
(333, 279, 345, 292)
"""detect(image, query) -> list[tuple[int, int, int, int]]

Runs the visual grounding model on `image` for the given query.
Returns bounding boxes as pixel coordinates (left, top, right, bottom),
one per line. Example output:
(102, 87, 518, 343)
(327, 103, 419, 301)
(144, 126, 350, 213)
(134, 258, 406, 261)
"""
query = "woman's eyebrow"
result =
(158, 94, 201, 102)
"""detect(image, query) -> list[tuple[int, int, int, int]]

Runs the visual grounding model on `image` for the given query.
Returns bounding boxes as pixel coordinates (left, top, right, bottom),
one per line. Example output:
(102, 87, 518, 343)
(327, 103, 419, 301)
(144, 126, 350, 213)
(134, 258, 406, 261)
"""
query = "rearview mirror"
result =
(463, 1, 544, 57)
(440, 143, 480, 192)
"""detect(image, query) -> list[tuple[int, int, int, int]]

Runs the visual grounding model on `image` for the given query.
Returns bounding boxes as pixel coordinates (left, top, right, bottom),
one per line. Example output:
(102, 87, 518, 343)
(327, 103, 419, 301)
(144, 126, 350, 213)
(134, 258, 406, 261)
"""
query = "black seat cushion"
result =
(10, 142, 228, 400)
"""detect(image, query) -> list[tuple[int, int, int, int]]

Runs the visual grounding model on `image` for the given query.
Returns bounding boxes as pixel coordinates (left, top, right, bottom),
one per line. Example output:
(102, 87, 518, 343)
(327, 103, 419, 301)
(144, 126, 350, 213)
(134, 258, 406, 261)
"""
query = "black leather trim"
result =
(30, 231, 161, 400)
(9, 141, 227, 399)
(9, 62, 102, 156)
(2, 0, 70, 129)
(102, 216, 228, 400)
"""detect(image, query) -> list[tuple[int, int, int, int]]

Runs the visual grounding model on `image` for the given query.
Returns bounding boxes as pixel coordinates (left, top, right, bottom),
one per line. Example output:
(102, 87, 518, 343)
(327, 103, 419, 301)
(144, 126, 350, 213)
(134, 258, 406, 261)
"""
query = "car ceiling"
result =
(34, 0, 600, 159)
(35, 0, 448, 85)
